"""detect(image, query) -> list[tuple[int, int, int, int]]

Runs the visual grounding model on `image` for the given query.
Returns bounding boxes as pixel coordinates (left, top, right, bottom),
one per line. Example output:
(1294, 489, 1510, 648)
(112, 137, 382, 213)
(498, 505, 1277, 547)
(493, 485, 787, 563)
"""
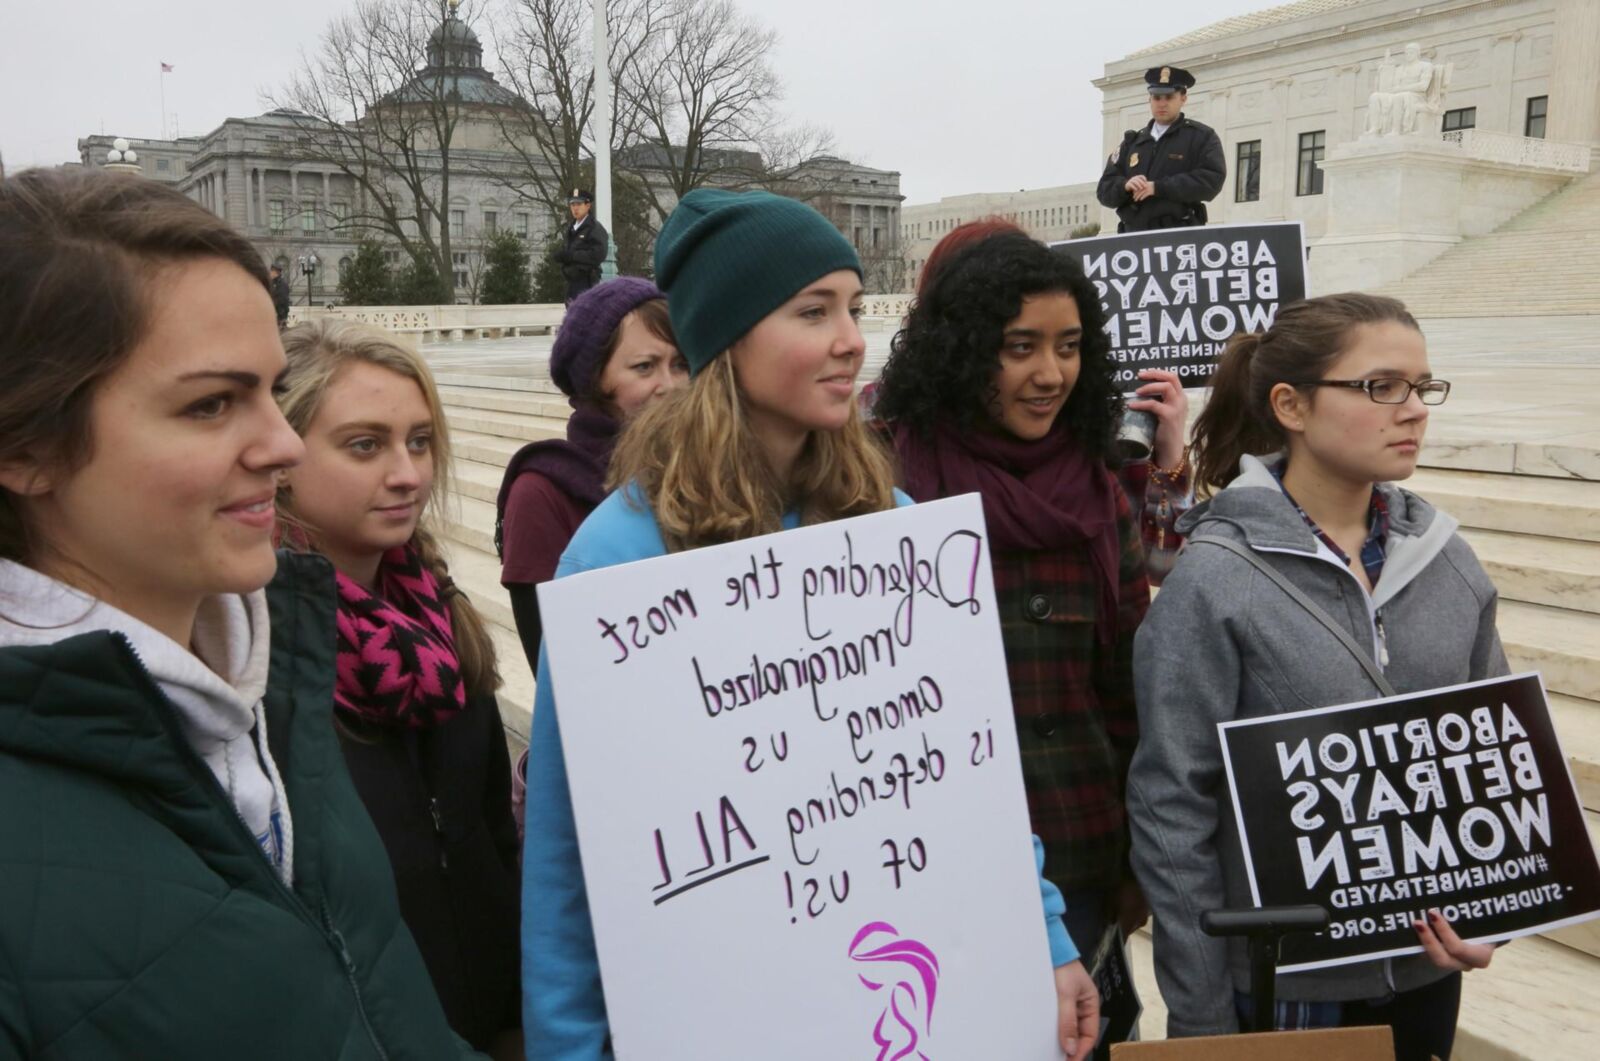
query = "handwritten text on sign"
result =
(1051, 221, 1307, 390)
(540, 496, 1060, 1060)
(1219, 673, 1600, 972)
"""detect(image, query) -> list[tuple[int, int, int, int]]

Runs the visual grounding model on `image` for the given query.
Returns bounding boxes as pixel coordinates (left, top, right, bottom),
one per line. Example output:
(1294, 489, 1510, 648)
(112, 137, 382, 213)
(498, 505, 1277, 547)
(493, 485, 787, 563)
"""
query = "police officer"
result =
(555, 187, 609, 303)
(1096, 66, 1226, 233)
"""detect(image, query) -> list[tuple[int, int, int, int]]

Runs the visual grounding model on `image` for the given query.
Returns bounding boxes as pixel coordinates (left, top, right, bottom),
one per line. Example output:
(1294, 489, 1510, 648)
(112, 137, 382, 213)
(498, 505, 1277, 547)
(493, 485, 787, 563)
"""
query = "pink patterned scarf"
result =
(334, 544, 467, 727)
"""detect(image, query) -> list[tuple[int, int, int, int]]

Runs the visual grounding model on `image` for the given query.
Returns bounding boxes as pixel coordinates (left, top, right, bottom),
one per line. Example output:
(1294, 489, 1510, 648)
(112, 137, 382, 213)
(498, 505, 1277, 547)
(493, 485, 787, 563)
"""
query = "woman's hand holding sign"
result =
(1413, 910, 1495, 972)
(1054, 959, 1100, 1059)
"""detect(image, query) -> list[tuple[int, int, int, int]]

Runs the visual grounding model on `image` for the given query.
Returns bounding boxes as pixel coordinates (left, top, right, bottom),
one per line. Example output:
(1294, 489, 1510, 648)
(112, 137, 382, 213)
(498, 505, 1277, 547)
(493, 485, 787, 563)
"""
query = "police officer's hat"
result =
(1145, 66, 1196, 95)
(568, 188, 594, 204)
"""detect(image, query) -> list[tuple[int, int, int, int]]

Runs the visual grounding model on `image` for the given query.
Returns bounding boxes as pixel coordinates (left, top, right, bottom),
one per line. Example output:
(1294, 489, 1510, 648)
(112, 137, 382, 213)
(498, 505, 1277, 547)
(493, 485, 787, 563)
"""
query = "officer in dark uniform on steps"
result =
(555, 187, 609, 303)
(1096, 65, 1226, 233)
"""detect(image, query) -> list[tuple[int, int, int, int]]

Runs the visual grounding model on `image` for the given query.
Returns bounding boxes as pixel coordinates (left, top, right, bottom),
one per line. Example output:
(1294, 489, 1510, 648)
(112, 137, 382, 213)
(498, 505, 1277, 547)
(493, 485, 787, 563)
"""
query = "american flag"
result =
(161, 62, 174, 73)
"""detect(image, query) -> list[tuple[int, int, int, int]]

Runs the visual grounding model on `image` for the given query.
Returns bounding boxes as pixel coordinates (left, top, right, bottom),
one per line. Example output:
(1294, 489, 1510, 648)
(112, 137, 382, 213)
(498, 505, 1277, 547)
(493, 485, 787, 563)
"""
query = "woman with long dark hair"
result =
(873, 229, 1152, 961)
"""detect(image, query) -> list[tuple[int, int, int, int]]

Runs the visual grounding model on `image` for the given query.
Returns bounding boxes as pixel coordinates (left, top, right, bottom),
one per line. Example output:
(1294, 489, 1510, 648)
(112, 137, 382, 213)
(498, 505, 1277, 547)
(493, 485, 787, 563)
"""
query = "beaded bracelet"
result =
(1151, 449, 1188, 482)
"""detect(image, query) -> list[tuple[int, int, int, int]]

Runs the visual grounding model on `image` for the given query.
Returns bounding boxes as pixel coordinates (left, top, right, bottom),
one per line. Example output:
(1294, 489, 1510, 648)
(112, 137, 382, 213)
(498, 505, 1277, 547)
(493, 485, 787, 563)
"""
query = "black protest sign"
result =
(1050, 222, 1305, 391)
(1089, 925, 1142, 1060)
(1219, 673, 1600, 972)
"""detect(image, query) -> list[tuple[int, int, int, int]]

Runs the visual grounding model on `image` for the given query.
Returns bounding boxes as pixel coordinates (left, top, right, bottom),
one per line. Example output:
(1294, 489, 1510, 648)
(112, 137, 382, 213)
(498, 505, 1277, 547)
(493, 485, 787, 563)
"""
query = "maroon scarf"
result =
(494, 404, 619, 558)
(334, 544, 467, 727)
(892, 421, 1122, 644)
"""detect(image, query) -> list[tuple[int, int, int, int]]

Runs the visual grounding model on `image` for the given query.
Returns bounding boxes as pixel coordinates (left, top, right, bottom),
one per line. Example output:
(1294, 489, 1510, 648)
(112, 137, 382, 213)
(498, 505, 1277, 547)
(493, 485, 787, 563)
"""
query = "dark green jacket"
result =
(0, 554, 482, 1060)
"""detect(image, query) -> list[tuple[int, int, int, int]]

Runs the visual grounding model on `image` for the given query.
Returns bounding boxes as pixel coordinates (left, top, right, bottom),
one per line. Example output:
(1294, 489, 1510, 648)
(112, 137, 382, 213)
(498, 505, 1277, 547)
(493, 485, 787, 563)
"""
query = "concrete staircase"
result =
(431, 369, 1600, 1056)
(1402, 462, 1600, 1059)
(435, 375, 569, 740)
(1381, 168, 1600, 317)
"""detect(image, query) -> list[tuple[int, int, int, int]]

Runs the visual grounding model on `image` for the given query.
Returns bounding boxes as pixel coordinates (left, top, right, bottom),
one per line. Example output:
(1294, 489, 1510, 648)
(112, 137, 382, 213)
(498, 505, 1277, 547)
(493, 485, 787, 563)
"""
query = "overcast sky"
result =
(4, 0, 1272, 203)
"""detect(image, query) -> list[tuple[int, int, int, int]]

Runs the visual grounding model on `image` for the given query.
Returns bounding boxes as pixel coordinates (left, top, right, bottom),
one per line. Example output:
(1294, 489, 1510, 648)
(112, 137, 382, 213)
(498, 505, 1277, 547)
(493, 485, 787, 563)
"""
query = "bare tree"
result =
(618, 0, 784, 222)
(271, 0, 486, 291)
(494, 0, 833, 247)
(487, 0, 664, 220)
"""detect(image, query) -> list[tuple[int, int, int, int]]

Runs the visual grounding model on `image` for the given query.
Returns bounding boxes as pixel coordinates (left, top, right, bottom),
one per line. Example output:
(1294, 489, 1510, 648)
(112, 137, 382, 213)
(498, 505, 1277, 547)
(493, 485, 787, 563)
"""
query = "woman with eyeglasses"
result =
(1126, 293, 1504, 1060)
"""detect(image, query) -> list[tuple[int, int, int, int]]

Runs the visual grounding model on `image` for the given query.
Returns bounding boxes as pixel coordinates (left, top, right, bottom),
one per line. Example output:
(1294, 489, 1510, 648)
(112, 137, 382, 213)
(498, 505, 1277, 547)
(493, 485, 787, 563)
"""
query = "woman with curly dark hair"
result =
(886, 217, 1191, 582)
(874, 228, 1152, 971)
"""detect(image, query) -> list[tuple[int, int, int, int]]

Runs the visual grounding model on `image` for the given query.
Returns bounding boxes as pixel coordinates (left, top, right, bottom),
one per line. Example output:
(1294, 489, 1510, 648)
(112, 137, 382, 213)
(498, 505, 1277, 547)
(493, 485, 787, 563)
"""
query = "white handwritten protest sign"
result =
(1051, 221, 1306, 390)
(539, 495, 1060, 1060)
(1219, 673, 1600, 972)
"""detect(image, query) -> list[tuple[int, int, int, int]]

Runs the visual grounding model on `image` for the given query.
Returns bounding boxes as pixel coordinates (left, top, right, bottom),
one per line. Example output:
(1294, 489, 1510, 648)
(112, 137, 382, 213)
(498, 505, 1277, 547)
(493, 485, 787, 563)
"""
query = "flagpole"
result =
(160, 65, 168, 139)
(593, 1, 616, 280)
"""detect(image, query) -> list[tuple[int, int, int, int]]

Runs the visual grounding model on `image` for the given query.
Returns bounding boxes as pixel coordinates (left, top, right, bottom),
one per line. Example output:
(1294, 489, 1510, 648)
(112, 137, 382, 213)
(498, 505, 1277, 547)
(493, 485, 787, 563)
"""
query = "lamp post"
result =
(594, 1, 617, 280)
(298, 252, 321, 307)
(103, 138, 141, 175)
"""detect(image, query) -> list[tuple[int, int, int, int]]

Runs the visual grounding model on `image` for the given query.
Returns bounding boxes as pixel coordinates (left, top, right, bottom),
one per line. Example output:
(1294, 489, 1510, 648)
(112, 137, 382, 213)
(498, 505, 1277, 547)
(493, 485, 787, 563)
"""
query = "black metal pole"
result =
(1248, 933, 1278, 1033)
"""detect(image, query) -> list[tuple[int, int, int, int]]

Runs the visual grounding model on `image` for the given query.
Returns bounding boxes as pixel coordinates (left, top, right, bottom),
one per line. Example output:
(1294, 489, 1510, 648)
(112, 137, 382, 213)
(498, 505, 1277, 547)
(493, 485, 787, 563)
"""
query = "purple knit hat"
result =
(549, 277, 666, 400)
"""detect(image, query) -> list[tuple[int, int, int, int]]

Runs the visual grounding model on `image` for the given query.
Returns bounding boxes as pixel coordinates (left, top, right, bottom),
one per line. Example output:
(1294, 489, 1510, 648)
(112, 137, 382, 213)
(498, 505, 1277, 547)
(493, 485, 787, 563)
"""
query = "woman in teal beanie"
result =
(520, 188, 1101, 1059)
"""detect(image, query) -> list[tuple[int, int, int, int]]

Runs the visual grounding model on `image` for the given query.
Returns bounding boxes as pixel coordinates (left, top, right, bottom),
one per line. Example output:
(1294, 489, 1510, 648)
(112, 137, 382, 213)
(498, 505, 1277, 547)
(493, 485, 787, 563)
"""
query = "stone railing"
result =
(287, 303, 566, 342)
(1441, 129, 1592, 174)
(286, 293, 919, 341)
(861, 293, 913, 320)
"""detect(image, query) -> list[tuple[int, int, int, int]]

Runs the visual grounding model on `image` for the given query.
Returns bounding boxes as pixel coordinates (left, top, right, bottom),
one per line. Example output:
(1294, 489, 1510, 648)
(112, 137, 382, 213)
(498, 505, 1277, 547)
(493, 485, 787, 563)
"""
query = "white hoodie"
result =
(0, 560, 295, 884)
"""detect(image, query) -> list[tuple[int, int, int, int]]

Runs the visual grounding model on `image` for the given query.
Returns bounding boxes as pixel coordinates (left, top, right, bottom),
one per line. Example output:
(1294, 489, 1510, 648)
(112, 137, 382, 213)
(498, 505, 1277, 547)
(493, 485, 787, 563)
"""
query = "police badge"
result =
(1129, 152, 1140, 167)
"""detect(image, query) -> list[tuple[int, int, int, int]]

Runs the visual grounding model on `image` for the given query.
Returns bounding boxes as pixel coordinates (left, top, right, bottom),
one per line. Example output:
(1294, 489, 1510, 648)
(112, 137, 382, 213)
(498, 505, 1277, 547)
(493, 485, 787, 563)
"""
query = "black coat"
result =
(270, 274, 292, 321)
(1096, 114, 1226, 233)
(336, 693, 521, 1051)
(555, 216, 609, 297)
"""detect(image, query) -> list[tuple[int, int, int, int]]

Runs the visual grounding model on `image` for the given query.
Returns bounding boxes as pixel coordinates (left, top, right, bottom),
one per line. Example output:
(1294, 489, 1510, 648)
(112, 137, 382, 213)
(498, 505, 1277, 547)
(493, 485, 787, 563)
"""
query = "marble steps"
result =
(1417, 435, 1600, 481)
(1542, 811, 1600, 962)
(1557, 693, 1600, 815)
(1458, 529, 1600, 613)
(434, 372, 562, 394)
(437, 536, 534, 740)
(452, 431, 539, 471)
(1551, 693, 1600, 814)
(442, 406, 573, 445)
(1407, 468, 1600, 544)
(1437, 926, 1600, 1060)
(1498, 600, 1600, 703)
(439, 385, 573, 421)
(439, 492, 501, 557)
(451, 456, 507, 505)
(1497, 168, 1600, 234)
(441, 537, 519, 649)
(1382, 169, 1600, 316)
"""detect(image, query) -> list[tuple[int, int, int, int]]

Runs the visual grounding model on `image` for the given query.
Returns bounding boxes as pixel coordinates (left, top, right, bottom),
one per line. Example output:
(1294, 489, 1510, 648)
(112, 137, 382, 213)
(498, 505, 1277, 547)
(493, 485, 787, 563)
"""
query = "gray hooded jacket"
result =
(1128, 454, 1509, 1037)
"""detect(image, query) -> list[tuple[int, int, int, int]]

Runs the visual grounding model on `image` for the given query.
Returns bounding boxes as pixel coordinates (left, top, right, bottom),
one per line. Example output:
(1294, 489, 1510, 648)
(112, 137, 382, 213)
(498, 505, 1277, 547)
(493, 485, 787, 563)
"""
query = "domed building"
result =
(394, 3, 524, 111)
(76, 0, 902, 305)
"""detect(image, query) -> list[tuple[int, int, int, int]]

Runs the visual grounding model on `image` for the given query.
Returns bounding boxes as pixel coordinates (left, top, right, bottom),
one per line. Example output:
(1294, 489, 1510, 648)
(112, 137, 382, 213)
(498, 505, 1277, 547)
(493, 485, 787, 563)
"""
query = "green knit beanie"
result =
(653, 188, 863, 376)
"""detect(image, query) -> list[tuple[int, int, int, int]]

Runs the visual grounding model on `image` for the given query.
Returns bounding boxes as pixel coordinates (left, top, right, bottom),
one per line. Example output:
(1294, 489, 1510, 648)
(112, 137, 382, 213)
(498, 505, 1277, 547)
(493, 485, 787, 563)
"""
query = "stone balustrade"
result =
(1441, 129, 1593, 174)
(860, 293, 913, 320)
(286, 293, 921, 342)
(286, 303, 566, 342)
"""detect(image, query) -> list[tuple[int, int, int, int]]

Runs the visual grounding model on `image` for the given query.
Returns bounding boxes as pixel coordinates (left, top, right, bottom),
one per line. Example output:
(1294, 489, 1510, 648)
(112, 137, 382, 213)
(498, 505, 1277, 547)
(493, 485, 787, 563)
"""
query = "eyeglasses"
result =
(1301, 378, 1452, 406)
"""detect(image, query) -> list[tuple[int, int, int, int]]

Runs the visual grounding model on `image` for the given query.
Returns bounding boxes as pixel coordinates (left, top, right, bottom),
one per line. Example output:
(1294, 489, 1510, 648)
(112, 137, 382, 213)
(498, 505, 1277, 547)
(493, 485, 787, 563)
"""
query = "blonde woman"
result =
(277, 320, 520, 1056)
(522, 189, 1100, 1060)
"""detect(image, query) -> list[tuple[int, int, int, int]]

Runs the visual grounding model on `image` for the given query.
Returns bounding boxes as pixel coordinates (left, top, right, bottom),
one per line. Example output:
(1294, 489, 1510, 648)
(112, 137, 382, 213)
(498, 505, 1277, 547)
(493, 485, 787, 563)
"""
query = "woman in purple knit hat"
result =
(496, 278, 687, 830)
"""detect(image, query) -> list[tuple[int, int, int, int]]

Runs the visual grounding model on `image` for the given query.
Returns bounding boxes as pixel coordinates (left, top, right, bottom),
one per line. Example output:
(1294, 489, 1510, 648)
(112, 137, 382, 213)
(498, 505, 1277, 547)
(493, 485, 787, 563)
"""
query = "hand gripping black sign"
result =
(1219, 673, 1600, 971)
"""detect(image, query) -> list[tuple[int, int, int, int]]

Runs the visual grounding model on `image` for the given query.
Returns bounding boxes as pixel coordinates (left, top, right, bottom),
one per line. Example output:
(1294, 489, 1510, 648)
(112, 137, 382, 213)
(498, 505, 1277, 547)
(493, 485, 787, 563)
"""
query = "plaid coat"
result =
(996, 478, 1151, 894)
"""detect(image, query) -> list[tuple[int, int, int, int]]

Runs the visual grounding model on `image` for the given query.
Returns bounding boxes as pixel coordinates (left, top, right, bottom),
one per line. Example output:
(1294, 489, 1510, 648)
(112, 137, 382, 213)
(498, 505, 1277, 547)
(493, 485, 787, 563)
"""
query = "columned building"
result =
(1094, 0, 1600, 240)
(79, 7, 552, 304)
(901, 183, 1100, 292)
(76, 6, 903, 302)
